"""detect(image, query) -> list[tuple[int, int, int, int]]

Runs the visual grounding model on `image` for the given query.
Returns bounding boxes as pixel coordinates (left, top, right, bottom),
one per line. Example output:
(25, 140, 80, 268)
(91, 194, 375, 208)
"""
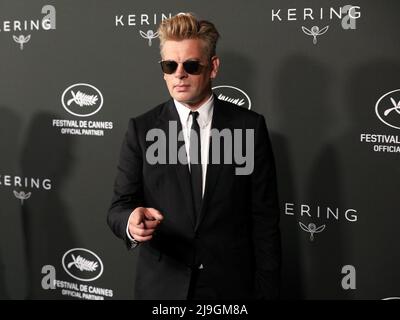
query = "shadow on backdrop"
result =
(272, 55, 346, 299)
(217, 51, 256, 104)
(20, 112, 78, 299)
(0, 106, 23, 299)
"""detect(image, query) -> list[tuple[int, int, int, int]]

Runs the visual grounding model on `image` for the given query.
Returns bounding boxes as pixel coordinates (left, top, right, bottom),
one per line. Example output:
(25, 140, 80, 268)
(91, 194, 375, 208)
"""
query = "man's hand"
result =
(128, 207, 163, 242)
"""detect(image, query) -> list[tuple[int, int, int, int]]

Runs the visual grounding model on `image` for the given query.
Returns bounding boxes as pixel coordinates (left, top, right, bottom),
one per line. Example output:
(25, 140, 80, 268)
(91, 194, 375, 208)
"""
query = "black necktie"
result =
(189, 111, 202, 223)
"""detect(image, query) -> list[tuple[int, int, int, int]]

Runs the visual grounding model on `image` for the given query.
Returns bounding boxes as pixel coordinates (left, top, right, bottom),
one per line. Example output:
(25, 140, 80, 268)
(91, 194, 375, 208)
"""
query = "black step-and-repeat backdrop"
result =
(1, 0, 399, 300)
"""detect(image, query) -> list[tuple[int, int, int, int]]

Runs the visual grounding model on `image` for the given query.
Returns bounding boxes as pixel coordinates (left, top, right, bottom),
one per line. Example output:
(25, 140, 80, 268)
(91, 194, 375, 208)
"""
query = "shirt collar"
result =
(174, 94, 214, 128)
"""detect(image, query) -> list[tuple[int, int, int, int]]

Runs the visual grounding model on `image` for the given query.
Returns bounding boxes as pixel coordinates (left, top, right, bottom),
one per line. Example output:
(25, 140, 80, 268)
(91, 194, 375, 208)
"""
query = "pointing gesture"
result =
(128, 207, 163, 242)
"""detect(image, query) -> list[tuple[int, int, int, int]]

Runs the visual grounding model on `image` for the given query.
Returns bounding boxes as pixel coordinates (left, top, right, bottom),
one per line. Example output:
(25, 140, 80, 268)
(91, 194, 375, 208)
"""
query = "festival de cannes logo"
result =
(301, 25, 329, 44)
(62, 248, 103, 282)
(299, 222, 326, 241)
(61, 83, 104, 117)
(212, 85, 252, 110)
(139, 29, 158, 46)
(375, 89, 400, 130)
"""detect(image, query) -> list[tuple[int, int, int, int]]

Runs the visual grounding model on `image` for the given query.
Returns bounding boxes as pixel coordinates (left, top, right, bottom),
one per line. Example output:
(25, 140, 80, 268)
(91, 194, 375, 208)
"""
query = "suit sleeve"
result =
(251, 114, 282, 299)
(107, 118, 145, 249)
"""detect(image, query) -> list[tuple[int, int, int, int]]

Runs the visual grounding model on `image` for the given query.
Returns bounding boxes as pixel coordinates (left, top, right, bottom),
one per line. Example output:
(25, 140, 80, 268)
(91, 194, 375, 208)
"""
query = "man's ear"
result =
(210, 56, 220, 79)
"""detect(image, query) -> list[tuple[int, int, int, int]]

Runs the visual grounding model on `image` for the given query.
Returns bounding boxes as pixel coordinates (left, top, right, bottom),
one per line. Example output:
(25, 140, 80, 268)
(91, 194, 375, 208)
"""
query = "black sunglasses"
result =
(159, 60, 205, 75)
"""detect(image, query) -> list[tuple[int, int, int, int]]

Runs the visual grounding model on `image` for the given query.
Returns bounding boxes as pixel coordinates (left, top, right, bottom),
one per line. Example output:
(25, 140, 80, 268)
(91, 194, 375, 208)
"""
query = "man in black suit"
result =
(108, 13, 281, 300)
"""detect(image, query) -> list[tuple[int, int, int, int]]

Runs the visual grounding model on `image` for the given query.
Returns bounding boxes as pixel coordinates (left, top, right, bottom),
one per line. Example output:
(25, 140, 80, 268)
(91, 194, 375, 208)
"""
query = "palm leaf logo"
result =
(67, 254, 98, 272)
(383, 97, 400, 116)
(67, 90, 98, 107)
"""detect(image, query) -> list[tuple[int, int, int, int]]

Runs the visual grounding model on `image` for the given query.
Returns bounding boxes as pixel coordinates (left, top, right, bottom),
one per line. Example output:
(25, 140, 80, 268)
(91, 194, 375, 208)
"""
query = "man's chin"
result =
(173, 94, 197, 105)
(171, 92, 210, 108)
(173, 92, 192, 100)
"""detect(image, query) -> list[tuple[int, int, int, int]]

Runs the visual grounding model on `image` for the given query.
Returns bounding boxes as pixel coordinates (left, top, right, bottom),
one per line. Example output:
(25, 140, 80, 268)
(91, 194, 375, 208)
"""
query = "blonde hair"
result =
(158, 13, 220, 59)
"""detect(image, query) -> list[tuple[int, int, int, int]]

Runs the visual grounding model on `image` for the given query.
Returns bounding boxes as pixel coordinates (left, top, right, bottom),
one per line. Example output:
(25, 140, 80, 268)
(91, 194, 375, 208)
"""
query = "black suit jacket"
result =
(108, 96, 281, 300)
